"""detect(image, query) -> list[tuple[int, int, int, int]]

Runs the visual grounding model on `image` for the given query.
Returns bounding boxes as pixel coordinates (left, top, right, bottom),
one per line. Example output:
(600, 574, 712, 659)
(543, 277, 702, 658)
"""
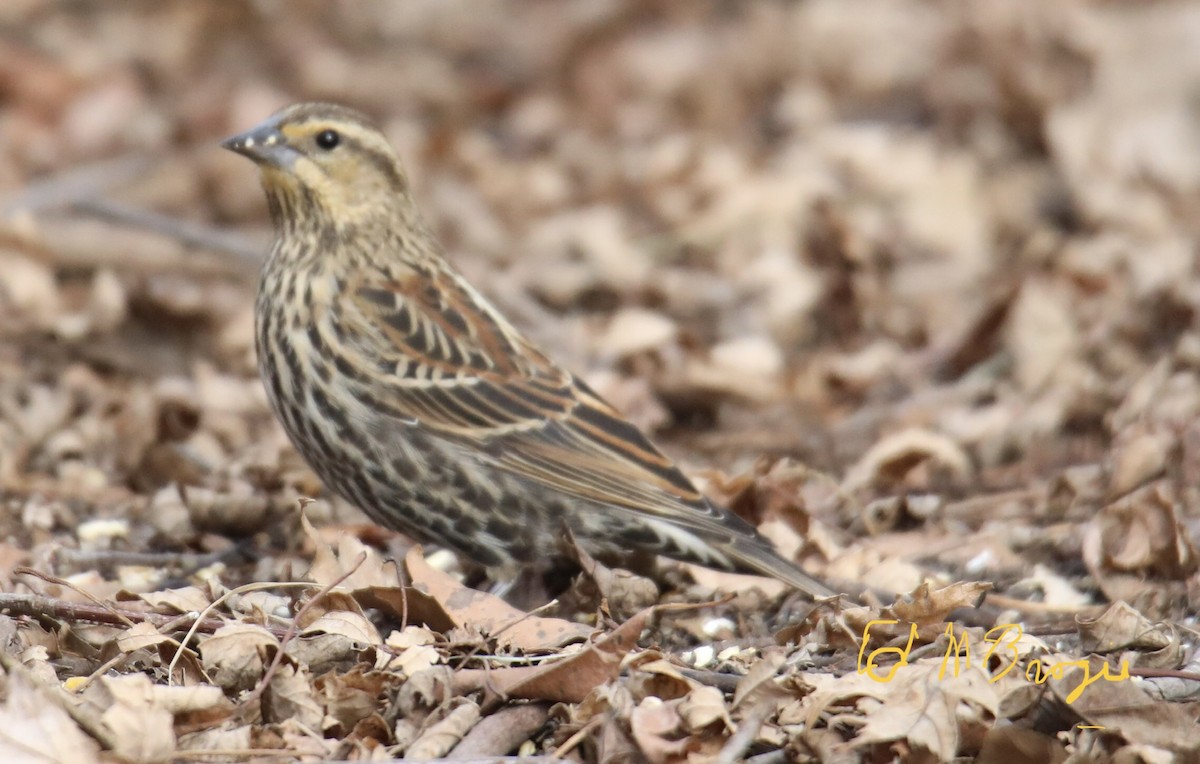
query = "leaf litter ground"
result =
(1, 1, 1200, 762)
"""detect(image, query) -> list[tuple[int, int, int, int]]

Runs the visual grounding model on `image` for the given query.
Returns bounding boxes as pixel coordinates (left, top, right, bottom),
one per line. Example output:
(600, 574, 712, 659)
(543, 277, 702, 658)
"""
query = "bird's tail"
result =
(727, 541, 839, 599)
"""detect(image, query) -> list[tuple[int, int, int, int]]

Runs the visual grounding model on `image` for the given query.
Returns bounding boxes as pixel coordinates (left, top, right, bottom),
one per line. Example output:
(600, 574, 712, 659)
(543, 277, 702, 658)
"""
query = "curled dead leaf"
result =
(1083, 481, 1198, 595)
(263, 663, 322, 729)
(629, 696, 689, 763)
(843, 428, 973, 494)
(0, 673, 101, 764)
(199, 623, 278, 693)
(1077, 601, 1174, 655)
(677, 685, 732, 733)
(83, 674, 176, 763)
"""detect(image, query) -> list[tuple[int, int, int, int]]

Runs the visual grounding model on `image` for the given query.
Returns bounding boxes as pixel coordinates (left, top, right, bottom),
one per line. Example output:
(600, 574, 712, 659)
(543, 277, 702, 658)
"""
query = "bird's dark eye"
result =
(315, 129, 340, 150)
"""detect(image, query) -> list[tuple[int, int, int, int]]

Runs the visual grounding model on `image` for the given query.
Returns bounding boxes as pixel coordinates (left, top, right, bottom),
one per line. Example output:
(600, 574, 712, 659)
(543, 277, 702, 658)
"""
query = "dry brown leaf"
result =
(378, 626, 441, 675)
(1077, 601, 1173, 654)
(0, 543, 30, 590)
(136, 586, 212, 615)
(352, 584, 457, 634)
(405, 698, 481, 759)
(855, 658, 998, 761)
(15, 644, 59, 689)
(626, 657, 695, 702)
(199, 623, 279, 692)
(1108, 427, 1172, 497)
(404, 546, 594, 651)
(396, 666, 455, 725)
(731, 650, 788, 711)
(301, 610, 382, 646)
(629, 696, 688, 763)
(263, 663, 323, 729)
(313, 667, 391, 736)
(843, 428, 973, 494)
(114, 621, 174, 653)
(86, 674, 176, 763)
(677, 685, 732, 733)
(1085, 481, 1198, 582)
(149, 684, 227, 715)
(1046, 659, 1198, 753)
(453, 605, 656, 703)
(841, 581, 991, 644)
(0, 673, 101, 764)
(976, 724, 1067, 764)
(1015, 564, 1091, 609)
(303, 511, 401, 590)
(594, 307, 678, 357)
(886, 581, 991, 630)
(178, 725, 254, 755)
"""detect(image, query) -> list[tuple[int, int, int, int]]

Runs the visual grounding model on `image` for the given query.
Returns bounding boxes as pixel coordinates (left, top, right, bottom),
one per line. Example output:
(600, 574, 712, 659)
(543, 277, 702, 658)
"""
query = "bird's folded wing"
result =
(344, 272, 756, 540)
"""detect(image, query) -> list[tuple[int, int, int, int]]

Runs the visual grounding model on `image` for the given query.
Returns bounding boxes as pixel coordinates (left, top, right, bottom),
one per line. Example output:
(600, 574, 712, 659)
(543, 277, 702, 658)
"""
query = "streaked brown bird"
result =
(223, 102, 836, 599)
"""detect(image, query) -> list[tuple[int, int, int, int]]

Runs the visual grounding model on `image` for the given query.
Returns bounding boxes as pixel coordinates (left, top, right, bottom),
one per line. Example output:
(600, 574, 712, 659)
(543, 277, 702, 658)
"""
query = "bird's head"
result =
(222, 102, 413, 229)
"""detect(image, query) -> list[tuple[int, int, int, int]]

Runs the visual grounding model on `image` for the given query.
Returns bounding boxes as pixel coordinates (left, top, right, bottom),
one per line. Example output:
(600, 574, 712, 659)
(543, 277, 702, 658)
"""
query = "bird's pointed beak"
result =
(221, 119, 298, 168)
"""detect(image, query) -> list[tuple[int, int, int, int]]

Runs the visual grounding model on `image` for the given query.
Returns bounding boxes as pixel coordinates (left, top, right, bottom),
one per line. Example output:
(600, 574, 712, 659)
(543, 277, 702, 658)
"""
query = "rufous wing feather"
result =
(342, 267, 835, 596)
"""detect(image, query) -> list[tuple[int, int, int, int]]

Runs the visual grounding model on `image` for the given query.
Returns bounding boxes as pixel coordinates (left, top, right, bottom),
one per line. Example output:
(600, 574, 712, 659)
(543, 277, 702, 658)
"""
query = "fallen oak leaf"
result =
(854, 657, 998, 761)
(886, 581, 991, 633)
(839, 581, 993, 644)
(199, 623, 279, 693)
(262, 663, 322, 729)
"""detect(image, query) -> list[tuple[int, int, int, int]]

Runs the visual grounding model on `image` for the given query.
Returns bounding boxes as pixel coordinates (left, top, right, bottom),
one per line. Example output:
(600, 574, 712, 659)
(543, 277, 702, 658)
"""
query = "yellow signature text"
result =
(856, 620, 1129, 704)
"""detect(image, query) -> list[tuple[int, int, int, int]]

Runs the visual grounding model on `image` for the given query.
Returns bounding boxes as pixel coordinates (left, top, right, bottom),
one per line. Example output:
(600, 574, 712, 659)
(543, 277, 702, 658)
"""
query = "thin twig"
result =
(16, 567, 139, 628)
(73, 197, 263, 263)
(52, 547, 233, 575)
(1129, 667, 1200, 682)
(0, 154, 152, 217)
(677, 667, 742, 694)
(985, 593, 1105, 616)
(551, 715, 602, 760)
(0, 591, 287, 638)
(80, 610, 206, 691)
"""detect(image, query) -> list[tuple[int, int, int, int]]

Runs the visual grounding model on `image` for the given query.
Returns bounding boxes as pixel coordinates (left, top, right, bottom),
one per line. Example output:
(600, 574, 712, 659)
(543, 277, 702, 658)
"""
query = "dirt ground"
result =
(0, 1, 1199, 762)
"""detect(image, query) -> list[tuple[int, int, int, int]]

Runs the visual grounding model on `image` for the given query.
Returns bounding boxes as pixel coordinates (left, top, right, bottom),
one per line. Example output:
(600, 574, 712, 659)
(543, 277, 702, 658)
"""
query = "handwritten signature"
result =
(856, 620, 1129, 704)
